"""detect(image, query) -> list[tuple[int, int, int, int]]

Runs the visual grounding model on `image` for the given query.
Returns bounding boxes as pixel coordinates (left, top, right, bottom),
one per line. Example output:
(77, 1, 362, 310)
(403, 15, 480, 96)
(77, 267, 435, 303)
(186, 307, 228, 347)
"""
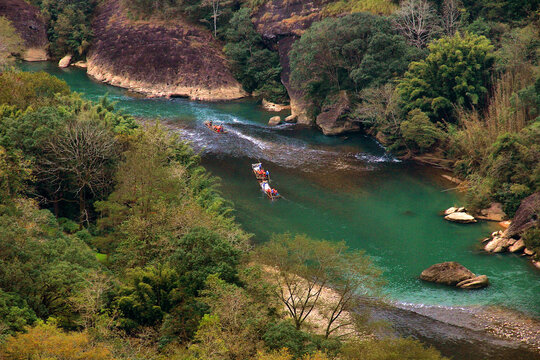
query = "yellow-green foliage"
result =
(323, 0, 398, 16)
(0, 17, 24, 67)
(0, 322, 116, 360)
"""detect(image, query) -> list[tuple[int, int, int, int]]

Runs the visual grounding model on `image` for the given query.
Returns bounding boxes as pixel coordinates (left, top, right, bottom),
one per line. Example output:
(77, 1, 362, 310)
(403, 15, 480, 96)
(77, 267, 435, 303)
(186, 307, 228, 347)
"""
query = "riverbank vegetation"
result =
(0, 70, 448, 359)
(288, 0, 539, 217)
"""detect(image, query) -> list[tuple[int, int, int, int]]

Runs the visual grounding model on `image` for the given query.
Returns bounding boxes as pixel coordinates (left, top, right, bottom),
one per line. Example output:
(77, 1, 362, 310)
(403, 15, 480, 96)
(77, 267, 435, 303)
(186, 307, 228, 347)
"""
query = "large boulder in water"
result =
(444, 212, 477, 223)
(420, 262, 488, 289)
(268, 116, 282, 126)
(58, 54, 72, 68)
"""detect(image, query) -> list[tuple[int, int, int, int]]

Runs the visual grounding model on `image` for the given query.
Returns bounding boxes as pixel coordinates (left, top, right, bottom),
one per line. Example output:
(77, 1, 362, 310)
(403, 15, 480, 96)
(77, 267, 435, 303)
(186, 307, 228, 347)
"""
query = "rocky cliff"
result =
(87, 0, 246, 101)
(252, 0, 332, 124)
(0, 0, 48, 61)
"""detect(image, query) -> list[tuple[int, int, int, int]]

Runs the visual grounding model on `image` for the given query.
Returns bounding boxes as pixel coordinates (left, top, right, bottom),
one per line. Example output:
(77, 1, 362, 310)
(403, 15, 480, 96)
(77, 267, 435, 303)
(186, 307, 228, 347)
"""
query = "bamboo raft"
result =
(204, 121, 227, 133)
(251, 162, 269, 181)
(260, 180, 281, 200)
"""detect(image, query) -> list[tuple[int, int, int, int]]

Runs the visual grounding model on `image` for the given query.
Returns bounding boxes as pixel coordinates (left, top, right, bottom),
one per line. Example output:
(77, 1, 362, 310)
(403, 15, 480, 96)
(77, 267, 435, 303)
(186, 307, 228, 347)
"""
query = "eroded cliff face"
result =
(0, 0, 48, 61)
(251, 0, 331, 124)
(87, 0, 246, 101)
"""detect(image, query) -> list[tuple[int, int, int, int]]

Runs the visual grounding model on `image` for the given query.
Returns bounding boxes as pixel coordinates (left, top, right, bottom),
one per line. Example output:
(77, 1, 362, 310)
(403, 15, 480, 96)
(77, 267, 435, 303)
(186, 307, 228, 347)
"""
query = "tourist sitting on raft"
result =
(255, 164, 269, 178)
(214, 125, 224, 133)
(261, 181, 279, 198)
(206, 120, 225, 133)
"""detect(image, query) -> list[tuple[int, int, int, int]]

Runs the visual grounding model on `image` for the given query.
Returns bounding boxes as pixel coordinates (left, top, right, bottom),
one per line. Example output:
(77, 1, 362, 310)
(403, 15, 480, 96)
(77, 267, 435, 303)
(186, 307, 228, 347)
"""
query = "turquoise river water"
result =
(21, 63, 540, 359)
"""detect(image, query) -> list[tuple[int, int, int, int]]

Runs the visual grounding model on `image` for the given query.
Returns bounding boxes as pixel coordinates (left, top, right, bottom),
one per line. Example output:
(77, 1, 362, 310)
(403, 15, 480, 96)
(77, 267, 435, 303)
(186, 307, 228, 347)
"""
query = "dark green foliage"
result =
(397, 32, 495, 122)
(461, 0, 538, 23)
(114, 265, 198, 335)
(169, 227, 240, 295)
(0, 290, 37, 337)
(224, 8, 287, 103)
(462, 124, 540, 215)
(263, 321, 316, 358)
(0, 72, 136, 222)
(400, 109, 445, 153)
(0, 200, 99, 326)
(290, 12, 421, 112)
(33, 0, 97, 58)
(523, 227, 540, 256)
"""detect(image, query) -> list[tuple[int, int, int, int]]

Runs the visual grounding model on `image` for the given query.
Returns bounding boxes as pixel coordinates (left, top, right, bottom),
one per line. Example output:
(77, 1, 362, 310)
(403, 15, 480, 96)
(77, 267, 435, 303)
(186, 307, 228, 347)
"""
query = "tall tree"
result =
(256, 234, 382, 337)
(392, 0, 439, 48)
(39, 114, 118, 225)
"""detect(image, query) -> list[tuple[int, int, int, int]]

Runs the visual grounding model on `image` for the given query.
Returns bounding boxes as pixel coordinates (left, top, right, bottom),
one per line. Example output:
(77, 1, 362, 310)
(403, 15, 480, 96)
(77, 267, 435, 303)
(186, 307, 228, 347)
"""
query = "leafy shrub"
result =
(263, 321, 316, 358)
(397, 32, 494, 122)
(0, 321, 116, 360)
(323, 0, 398, 16)
(0, 71, 70, 109)
(58, 217, 80, 233)
(400, 109, 445, 153)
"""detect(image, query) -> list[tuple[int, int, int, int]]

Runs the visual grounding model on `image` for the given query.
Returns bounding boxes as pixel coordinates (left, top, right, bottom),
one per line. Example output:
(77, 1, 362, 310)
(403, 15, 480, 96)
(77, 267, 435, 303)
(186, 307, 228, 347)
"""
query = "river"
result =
(20, 62, 540, 359)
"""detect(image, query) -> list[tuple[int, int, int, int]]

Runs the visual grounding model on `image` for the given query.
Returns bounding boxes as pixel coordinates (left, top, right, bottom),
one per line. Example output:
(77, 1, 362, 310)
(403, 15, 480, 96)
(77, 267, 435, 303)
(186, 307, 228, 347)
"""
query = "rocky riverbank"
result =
(86, 0, 246, 101)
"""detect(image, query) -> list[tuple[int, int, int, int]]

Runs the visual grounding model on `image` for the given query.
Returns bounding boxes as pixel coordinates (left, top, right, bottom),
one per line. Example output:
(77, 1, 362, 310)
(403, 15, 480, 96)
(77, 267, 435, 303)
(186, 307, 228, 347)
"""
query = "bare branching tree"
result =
(442, 0, 462, 36)
(39, 114, 118, 225)
(392, 0, 440, 48)
(70, 271, 114, 329)
(257, 234, 383, 338)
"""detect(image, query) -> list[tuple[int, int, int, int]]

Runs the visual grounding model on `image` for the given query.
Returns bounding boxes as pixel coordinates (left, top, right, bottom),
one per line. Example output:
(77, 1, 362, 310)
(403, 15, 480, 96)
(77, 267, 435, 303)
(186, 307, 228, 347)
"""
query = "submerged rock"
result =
(58, 54, 72, 68)
(444, 212, 477, 223)
(72, 61, 87, 68)
(420, 262, 488, 289)
(268, 116, 282, 126)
